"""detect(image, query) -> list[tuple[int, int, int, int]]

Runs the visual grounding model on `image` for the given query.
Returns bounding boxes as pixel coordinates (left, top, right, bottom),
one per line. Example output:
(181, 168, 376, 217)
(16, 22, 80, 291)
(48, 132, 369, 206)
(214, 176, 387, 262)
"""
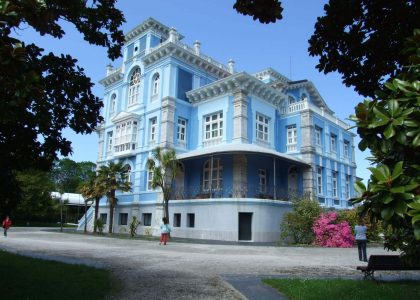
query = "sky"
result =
(17, 0, 372, 182)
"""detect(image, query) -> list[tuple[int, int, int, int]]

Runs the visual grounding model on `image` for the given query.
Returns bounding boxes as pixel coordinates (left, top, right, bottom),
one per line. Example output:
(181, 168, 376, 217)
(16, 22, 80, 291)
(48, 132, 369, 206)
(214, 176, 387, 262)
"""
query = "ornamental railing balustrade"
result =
(170, 184, 305, 201)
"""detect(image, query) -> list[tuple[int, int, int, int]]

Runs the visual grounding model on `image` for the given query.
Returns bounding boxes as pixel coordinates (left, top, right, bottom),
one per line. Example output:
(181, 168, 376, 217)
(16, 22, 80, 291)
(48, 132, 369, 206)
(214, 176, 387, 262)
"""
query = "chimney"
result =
(228, 59, 235, 73)
(169, 27, 178, 43)
(106, 64, 114, 76)
(193, 40, 201, 55)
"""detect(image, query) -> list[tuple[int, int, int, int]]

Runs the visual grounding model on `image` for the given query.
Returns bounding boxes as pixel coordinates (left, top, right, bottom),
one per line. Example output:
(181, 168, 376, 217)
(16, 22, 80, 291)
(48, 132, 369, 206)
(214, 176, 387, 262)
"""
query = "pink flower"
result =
(312, 212, 355, 248)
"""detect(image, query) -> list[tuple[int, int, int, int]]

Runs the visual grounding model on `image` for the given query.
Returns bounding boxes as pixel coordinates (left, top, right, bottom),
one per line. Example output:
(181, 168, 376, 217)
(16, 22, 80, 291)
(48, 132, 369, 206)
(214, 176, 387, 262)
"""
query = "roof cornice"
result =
(187, 72, 285, 106)
(284, 80, 333, 114)
(142, 41, 231, 79)
(111, 111, 140, 123)
(125, 17, 184, 43)
(99, 67, 123, 87)
(254, 68, 290, 83)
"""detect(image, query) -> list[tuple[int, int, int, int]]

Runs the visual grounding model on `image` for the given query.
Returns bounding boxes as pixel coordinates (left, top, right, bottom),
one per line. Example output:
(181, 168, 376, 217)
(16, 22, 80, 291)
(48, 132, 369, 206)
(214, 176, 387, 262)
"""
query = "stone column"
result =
(160, 96, 175, 148)
(300, 111, 316, 198)
(232, 90, 248, 143)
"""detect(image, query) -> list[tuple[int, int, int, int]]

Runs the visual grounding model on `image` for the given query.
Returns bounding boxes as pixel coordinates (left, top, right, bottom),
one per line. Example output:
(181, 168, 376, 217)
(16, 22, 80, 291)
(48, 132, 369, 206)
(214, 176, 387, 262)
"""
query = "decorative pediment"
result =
(125, 18, 184, 43)
(111, 111, 140, 123)
(254, 68, 290, 83)
(99, 67, 123, 87)
(186, 72, 286, 107)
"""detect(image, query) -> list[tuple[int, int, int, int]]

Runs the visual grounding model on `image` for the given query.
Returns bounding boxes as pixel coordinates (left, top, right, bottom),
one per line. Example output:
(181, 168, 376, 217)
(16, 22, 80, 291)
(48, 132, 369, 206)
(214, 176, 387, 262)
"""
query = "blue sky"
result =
(18, 0, 371, 182)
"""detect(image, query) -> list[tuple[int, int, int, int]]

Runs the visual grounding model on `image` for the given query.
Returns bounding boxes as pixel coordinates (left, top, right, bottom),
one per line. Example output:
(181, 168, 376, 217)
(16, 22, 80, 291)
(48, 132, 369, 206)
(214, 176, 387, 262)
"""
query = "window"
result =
(288, 96, 296, 105)
(330, 134, 337, 153)
(318, 198, 325, 204)
(286, 124, 297, 151)
(100, 213, 107, 224)
(114, 120, 138, 153)
(315, 127, 322, 146)
(177, 68, 193, 101)
(107, 131, 113, 153)
(317, 167, 323, 195)
(110, 94, 116, 116)
(119, 213, 128, 225)
(177, 118, 187, 143)
(204, 112, 223, 140)
(152, 73, 160, 96)
(173, 213, 181, 227)
(123, 165, 131, 182)
(345, 175, 351, 199)
(187, 213, 195, 228)
(142, 213, 152, 226)
(147, 171, 154, 190)
(344, 140, 349, 158)
(258, 169, 267, 193)
(332, 171, 338, 197)
(149, 118, 157, 143)
(334, 199, 340, 206)
(256, 114, 269, 142)
(128, 67, 141, 106)
(203, 158, 223, 190)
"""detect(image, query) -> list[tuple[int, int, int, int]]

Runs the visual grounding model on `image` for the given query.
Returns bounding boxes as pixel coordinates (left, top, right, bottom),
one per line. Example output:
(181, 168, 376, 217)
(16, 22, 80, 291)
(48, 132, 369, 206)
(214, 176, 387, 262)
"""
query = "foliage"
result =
(263, 278, 420, 300)
(308, 0, 420, 97)
(51, 159, 95, 194)
(0, 0, 124, 213)
(94, 218, 105, 234)
(233, 0, 283, 24)
(279, 198, 322, 244)
(147, 147, 178, 223)
(14, 169, 59, 222)
(350, 30, 420, 266)
(129, 216, 141, 238)
(0, 250, 117, 299)
(337, 208, 384, 242)
(79, 172, 104, 233)
(313, 212, 354, 248)
(97, 162, 131, 234)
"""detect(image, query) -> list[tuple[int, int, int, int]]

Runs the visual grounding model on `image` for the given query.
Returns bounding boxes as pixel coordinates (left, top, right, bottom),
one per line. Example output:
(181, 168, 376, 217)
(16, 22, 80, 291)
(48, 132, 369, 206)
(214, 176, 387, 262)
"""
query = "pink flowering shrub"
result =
(312, 212, 355, 248)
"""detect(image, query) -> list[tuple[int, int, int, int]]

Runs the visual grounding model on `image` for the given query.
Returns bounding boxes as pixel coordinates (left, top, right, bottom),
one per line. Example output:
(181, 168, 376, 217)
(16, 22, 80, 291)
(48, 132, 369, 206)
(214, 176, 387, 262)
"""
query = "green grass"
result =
(0, 250, 120, 300)
(263, 278, 420, 300)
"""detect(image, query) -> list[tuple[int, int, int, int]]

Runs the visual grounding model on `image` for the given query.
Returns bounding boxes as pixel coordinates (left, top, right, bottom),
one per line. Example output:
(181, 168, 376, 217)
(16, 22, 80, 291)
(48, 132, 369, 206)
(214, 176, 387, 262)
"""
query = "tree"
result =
(350, 31, 420, 266)
(147, 147, 178, 223)
(15, 169, 59, 223)
(79, 172, 103, 234)
(0, 0, 125, 212)
(97, 162, 131, 234)
(308, 0, 420, 97)
(233, 0, 283, 24)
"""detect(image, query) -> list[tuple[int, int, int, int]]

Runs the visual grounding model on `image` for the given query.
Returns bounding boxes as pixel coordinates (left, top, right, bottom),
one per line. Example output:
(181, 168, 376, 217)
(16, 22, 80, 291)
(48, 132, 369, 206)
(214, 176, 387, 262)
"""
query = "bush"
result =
(313, 212, 355, 247)
(280, 198, 323, 244)
(337, 208, 384, 242)
(129, 216, 140, 238)
(94, 218, 104, 234)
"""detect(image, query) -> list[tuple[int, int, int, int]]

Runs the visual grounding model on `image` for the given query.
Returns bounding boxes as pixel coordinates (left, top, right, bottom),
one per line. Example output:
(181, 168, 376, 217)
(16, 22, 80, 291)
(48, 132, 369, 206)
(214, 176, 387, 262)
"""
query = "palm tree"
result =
(97, 162, 131, 234)
(79, 173, 104, 233)
(147, 147, 178, 223)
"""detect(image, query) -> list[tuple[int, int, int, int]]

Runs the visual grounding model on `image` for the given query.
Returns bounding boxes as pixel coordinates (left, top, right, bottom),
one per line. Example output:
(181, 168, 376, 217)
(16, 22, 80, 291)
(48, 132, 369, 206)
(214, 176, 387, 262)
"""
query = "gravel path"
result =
(1, 228, 418, 299)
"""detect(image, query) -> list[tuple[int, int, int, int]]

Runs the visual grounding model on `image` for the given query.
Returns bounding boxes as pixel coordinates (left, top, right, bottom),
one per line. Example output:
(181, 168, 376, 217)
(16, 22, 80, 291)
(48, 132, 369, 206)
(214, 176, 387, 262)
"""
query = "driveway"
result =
(0, 227, 414, 299)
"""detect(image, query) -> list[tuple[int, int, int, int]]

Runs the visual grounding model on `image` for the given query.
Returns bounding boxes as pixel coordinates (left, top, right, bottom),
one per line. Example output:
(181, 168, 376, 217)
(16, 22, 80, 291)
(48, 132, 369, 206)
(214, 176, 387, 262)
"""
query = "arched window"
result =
(288, 96, 296, 105)
(128, 67, 141, 106)
(152, 73, 160, 96)
(301, 93, 308, 101)
(110, 93, 116, 116)
(123, 164, 131, 182)
(203, 158, 223, 190)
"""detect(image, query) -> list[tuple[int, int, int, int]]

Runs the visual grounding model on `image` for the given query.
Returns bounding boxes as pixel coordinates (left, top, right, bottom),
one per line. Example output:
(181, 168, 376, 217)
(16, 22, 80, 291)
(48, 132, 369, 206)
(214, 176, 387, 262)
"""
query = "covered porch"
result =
(173, 144, 311, 201)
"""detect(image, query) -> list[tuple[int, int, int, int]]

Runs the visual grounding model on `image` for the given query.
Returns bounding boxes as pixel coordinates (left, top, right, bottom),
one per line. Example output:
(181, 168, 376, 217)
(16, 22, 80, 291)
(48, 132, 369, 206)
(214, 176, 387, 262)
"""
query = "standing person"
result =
(355, 218, 368, 262)
(2, 216, 12, 237)
(159, 217, 171, 246)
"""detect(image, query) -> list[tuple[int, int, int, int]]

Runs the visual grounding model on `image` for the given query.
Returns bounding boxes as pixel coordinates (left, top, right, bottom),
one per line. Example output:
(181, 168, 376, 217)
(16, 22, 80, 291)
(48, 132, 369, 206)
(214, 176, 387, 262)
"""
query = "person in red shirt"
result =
(2, 216, 12, 237)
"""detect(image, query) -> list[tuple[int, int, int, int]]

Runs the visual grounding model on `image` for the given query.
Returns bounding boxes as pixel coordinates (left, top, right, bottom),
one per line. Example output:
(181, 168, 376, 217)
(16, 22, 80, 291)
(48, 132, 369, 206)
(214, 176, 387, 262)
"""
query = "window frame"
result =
(119, 213, 128, 225)
(128, 67, 141, 106)
(286, 124, 297, 151)
(152, 73, 160, 96)
(330, 134, 337, 153)
(344, 140, 349, 158)
(256, 113, 269, 142)
(142, 213, 152, 226)
(315, 127, 322, 146)
(177, 118, 187, 143)
(203, 158, 223, 191)
(173, 213, 181, 227)
(187, 213, 195, 228)
(317, 167, 323, 195)
(332, 171, 338, 198)
(149, 118, 157, 143)
(204, 112, 223, 141)
(258, 169, 267, 193)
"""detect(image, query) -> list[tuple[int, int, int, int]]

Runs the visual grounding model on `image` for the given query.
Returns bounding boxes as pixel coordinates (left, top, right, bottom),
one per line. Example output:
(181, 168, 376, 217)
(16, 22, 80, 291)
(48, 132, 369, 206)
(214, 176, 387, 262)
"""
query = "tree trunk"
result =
(109, 204, 114, 234)
(164, 199, 170, 224)
(94, 198, 100, 233)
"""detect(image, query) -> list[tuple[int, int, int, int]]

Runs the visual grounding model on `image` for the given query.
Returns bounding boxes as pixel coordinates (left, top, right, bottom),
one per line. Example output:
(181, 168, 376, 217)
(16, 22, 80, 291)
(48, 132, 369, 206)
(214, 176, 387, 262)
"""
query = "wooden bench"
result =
(357, 255, 420, 279)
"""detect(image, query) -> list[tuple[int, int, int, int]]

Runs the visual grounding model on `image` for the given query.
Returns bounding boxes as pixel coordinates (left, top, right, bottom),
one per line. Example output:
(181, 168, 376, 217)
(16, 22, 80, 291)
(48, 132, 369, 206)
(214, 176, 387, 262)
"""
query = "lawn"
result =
(0, 250, 119, 300)
(263, 278, 420, 300)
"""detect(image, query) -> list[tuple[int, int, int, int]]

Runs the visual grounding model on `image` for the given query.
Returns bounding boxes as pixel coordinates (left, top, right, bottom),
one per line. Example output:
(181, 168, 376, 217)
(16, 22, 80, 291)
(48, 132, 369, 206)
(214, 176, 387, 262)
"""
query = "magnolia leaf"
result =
(394, 201, 407, 217)
(396, 131, 407, 144)
(413, 133, 420, 147)
(373, 107, 389, 120)
(381, 207, 394, 221)
(354, 180, 366, 194)
(390, 186, 405, 193)
(368, 167, 387, 182)
(407, 202, 420, 210)
(388, 100, 399, 115)
(383, 194, 393, 204)
(384, 124, 395, 139)
(414, 228, 420, 240)
(412, 214, 420, 224)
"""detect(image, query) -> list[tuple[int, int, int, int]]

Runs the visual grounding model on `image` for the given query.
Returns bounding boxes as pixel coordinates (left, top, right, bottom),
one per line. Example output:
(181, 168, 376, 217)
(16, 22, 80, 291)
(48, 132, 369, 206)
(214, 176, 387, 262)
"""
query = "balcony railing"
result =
(170, 184, 307, 201)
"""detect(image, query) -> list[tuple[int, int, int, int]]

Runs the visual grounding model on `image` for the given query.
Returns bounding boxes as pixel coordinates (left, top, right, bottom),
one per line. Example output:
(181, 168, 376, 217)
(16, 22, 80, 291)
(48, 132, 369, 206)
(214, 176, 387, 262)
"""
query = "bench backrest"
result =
(367, 255, 404, 270)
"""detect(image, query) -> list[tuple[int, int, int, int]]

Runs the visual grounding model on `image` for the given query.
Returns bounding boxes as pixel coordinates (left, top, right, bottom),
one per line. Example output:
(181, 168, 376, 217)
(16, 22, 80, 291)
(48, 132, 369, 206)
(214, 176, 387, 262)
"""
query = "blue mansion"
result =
(81, 18, 357, 242)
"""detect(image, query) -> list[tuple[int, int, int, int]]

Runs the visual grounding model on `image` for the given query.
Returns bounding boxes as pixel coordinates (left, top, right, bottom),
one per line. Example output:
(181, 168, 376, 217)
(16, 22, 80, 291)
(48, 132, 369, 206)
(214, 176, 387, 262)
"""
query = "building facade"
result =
(79, 18, 357, 242)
